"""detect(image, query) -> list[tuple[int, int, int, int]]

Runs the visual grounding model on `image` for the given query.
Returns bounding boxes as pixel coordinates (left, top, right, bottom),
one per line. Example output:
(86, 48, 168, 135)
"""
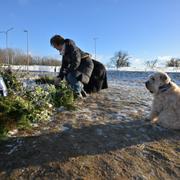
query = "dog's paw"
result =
(151, 117, 158, 124)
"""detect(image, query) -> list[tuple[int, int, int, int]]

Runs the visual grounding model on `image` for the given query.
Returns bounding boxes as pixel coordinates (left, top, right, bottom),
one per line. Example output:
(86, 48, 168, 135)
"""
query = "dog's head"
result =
(145, 72, 171, 94)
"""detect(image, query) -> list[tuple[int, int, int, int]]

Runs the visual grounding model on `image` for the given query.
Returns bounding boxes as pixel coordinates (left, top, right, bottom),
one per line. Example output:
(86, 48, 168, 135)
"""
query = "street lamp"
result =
(93, 37, 98, 60)
(24, 30, 29, 72)
(0, 27, 14, 64)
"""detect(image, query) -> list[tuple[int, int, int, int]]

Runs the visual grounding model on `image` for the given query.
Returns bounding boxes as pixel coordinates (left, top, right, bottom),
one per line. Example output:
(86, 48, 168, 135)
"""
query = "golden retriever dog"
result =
(145, 71, 180, 129)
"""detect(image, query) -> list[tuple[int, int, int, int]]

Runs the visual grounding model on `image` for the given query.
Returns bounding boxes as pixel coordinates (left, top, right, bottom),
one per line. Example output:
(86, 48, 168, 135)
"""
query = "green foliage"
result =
(0, 72, 75, 138)
(0, 96, 29, 121)
(0, 96, 30, 139)
(35, 76, 75, 108)
(24, 86, 53, 122)
(0, 68, 22, 94)
(49, 82, 74, 108)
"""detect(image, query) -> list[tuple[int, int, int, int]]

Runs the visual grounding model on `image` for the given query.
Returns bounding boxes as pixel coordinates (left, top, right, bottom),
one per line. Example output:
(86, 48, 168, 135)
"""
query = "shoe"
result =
(81, 89, 88, 98)
(74, 92, 83, 99)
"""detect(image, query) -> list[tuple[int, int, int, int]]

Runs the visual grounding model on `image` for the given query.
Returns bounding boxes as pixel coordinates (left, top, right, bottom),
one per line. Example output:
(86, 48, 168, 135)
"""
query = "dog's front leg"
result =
(145, 109, 158, 123)
(149, 111, 159, 123)
(149, 99, 162, 124)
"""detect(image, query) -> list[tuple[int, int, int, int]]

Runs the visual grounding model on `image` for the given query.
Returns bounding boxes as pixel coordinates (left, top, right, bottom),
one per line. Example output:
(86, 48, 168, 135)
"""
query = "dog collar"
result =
(159, 82, 172, 93)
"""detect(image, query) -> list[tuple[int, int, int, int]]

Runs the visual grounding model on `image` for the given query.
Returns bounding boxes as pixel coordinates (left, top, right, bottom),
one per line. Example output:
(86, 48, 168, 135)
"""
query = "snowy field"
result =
(2, 65, 180, 73)
(107, 70, 180, 87)
(2, 65, 180, 85)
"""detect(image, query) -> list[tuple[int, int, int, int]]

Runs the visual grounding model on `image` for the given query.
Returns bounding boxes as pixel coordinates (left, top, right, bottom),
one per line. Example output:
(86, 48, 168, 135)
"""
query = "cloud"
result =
(130, 55, 177, 68)
(130, 58, 145, 68)
(157, 56, 173, 66)
(93, 53, 146, 67)
(92, 54, 176, 68)
(131, 56, 176, 68)
(130, 56, 173, 68)
(91, 54, 112, 64)
(157, 56, 172, 60)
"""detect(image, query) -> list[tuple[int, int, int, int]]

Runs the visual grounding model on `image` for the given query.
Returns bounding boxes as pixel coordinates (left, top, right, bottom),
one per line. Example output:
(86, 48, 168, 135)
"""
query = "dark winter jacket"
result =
(58, 39, 94, 84)
(84, 59, 108, 93)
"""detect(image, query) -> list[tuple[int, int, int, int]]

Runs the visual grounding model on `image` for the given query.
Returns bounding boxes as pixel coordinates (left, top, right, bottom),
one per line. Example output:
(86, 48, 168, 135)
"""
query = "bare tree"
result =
(166, 58, 180, 67)
(0, 49, 6, 64)
(145, 59, 158, 69)
(0, 48, 61, 66)
(111, 51, 130, 69)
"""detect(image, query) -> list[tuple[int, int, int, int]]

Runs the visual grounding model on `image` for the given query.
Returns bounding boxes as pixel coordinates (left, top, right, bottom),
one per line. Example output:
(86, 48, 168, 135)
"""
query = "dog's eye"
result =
(151, 77, 155, 81)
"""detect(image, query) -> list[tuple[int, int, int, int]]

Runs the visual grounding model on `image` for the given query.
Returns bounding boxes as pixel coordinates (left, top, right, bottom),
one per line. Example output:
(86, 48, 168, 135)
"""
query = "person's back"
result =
(84, 59, 108, 93)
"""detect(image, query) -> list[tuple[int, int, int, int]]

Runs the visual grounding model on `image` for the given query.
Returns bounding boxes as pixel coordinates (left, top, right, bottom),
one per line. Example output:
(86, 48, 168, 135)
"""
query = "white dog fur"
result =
(145, 71, 180, 129)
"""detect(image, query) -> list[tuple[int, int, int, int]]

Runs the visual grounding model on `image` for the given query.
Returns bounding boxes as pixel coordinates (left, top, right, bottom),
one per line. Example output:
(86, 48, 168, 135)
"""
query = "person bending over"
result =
(50, 35, 94, 98)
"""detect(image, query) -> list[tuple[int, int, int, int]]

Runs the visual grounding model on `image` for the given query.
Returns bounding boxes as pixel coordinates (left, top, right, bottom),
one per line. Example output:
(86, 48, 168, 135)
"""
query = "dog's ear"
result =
(160, 74, 168, 81)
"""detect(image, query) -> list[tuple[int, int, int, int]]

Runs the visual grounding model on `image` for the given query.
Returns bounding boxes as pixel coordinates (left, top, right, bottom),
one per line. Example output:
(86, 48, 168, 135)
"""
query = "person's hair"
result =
(50, 35, 65, 46)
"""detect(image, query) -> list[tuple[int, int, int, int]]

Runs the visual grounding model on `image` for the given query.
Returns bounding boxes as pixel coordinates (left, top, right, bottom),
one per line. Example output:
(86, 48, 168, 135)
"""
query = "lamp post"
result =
(0, 27, 14, 65)
(93, 37, 98, 60)
(24, 30, 29, 72)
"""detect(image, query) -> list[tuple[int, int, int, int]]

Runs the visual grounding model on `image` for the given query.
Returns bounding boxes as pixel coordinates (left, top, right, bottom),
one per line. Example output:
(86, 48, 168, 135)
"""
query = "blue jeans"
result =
(66, 73, 84, 94)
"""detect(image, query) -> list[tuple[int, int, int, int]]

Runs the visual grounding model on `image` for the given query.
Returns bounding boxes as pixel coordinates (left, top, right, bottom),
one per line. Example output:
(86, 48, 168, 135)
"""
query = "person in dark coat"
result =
(84, 59, 108, 93)
(50, 35, 94, 97)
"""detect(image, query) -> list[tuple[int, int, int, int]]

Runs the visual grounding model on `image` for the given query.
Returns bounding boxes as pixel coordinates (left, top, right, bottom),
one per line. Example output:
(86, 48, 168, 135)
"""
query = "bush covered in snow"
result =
(0, 69, 74, 139)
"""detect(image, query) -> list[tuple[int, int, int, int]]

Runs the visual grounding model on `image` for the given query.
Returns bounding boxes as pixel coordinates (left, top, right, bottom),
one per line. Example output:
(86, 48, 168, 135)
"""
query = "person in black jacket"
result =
(50, 35, 108, 96)
(50, 35, 94, 97)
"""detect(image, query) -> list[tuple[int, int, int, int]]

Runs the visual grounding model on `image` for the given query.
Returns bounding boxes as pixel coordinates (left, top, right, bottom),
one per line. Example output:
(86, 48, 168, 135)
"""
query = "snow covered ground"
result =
(0, 69, 180, 179)
(1, 65, 60, 73)
(1, 74, 179, 179)
(1, 65, 180, 73)
(107, 66, 180, 73)
(107, 70, 180, 87)
(1, 65, 180, 87)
